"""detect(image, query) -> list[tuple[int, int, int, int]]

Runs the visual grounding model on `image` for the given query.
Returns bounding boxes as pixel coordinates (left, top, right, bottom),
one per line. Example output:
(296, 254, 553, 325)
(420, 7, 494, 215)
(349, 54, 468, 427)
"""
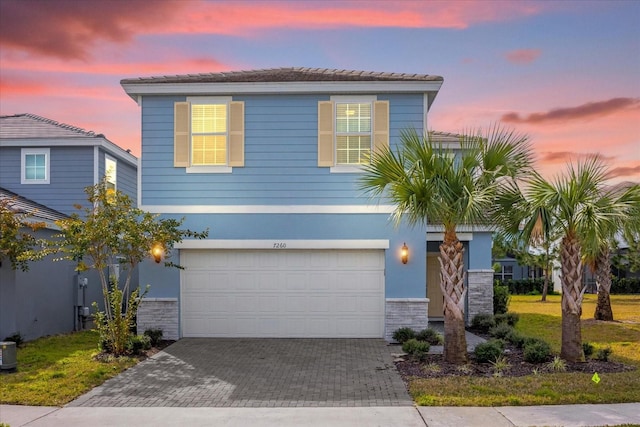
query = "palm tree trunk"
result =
(560, 234, 585, 362)
(439, 229, 468, 364)
(594, 247, 614, 321)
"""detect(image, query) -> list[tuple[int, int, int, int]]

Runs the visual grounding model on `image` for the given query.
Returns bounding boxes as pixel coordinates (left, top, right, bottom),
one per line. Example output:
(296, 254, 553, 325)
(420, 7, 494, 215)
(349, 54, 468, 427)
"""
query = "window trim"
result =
(186, 96, 232, 171)
(328, 95, 378, 173)
(105, 154, 117, 190)
(21, 148, 50, 184)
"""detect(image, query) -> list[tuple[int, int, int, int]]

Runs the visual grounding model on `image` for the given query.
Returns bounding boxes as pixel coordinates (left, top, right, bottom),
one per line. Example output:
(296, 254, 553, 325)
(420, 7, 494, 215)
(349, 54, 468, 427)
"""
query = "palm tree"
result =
(584, 183, 640, 321)
(495, 157, 639, 362)
(360, 127, 533, 364)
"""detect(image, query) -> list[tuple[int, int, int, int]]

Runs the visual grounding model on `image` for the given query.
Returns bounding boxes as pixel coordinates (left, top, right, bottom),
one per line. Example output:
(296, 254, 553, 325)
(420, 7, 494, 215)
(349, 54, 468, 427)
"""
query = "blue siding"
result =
(140, 94, 425, 206)
(0, 146, 95, 215)
(98, 149, 137, 203)
(469, 233, 493, 270)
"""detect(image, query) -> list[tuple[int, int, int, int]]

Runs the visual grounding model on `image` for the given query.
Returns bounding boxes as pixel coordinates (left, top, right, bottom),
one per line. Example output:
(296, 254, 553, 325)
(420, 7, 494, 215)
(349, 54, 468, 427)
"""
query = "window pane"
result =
(192, 104, 226, 133)
(192, 135, 227, 165)
(336, 103, 371, 133)
(24, 154, 46, 180)
(336, 136, 371, 165)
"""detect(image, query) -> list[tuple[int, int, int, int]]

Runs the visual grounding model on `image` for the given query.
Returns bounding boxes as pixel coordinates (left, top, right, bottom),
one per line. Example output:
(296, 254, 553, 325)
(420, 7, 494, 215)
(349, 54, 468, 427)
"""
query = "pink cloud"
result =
(1, 0, 546, 59)
(501, 98, 640, 124)
(540, 151, 616, 164)
(505, 49, 541, 64)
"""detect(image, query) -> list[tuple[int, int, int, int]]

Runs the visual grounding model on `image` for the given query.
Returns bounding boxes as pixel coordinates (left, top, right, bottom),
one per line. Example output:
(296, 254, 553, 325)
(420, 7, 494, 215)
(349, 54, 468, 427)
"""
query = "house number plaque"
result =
(273, 242, 287, 249)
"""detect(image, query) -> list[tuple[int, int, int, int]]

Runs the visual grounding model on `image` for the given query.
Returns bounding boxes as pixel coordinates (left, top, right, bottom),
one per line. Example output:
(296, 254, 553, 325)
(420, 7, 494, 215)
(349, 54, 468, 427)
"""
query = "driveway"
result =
(70, 339, 413, 407)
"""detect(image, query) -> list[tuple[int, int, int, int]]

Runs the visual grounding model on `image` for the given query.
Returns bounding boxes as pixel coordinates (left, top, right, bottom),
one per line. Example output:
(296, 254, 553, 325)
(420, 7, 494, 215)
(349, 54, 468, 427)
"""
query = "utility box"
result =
(0, 341, 17, 370)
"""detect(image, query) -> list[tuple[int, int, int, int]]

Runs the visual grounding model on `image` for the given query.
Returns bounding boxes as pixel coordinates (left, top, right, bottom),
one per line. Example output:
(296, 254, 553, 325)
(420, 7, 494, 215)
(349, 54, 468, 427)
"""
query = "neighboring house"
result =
(121, 67, 494, 341)
(0, 188, 81, 341)
(0, 114, 139, 340)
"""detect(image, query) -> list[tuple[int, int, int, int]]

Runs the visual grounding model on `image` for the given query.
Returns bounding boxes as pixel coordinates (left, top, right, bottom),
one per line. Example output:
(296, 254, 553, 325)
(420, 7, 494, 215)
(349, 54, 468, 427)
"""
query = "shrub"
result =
(489, 322, 514, 340)
(494, 312, 520, 327)
(144, 328, 164, 347)
(610, 277, 640, 294)
(596, 347, 613, 361)
(127, 334, 152, 355)
(493, 282, 510, 315)
(470, 313, 496, 333)
(523, 339, 552, 363)
(416, 328, 443, 345)
(3, 332, 24, 348)
(402, 338, 430, 360)
(474, 339, 504, 363)
(392, 327, 416, 344)
(582, 342, 595, 358)
(506, 329, 527, 348)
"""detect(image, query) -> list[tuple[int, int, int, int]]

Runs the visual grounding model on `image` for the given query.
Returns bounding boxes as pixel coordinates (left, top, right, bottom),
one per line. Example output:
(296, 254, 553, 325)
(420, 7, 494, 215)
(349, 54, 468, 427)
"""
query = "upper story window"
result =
(335, 102, 372, 165)
(318, 96, 388, 172)
(105, 156, 117, 190)
(21, 148, 50, 184)
(174, 97, 244, 173)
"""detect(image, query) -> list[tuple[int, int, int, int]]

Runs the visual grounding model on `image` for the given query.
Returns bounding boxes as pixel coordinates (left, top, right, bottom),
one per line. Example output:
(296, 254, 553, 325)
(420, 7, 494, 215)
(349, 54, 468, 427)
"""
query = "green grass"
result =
(410, 294, 640, 406)
(0, 330, 138, 406)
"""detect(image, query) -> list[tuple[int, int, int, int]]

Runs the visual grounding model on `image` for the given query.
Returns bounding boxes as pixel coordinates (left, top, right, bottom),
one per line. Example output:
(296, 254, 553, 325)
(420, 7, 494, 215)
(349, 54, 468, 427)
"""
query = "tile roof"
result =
(120, 67, 444, 85)
(0, 187, 68, 223)
(0, 113, 102, 139)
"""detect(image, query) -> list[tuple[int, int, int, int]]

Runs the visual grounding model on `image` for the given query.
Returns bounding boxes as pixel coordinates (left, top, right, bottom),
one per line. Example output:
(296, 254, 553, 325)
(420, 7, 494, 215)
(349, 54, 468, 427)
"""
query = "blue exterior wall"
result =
(140, 94, 423, 206)
(98, 149, 137, 204)
(0, 146, 94, 215)
(469, 232, 493, 269)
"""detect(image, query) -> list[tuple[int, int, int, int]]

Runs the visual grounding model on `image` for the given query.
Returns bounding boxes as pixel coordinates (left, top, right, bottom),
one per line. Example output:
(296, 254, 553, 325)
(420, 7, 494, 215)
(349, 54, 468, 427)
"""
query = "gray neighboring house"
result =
(0, 113, 138, 341)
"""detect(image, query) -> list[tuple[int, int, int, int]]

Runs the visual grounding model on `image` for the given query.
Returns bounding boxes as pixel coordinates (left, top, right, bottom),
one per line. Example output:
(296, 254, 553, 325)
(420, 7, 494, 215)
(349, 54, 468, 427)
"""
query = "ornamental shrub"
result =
(470, 313, 495, 333)
(392, 327, 416, 344)
(506, 329, 527, 348)
(493, 282, 510, 314)
(474, 339, 504, 363)
(523, 338, 552, 363)
(582, 342, 595, 358)
(144, 328, 164, 347)
(416, 328, 444, 345)
(127, 334, 152, 355)
(402, 338, 430, 360)
(494, 312, 520, 327)
(489, 322, 514, 340)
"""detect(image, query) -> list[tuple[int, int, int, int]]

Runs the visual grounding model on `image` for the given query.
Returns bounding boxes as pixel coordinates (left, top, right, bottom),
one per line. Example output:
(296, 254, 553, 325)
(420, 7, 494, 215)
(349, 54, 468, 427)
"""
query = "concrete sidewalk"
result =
(2, 403, 639, 426)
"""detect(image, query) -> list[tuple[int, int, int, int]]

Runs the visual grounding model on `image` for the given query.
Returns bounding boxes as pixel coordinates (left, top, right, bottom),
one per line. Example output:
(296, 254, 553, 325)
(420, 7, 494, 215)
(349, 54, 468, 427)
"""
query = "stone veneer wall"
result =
(466, 269, 494, 325)
(137, 298, 179, 340)
(384, 298, 429, 342)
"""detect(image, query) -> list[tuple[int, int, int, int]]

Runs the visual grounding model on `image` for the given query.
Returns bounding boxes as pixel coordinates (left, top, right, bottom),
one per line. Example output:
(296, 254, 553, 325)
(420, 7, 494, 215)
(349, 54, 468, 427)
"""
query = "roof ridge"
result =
(1, 113, 97, 137)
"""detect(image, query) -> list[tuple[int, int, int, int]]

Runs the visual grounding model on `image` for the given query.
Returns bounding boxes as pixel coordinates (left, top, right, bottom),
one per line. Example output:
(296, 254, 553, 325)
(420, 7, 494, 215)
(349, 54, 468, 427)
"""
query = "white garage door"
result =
(181, 249, 385, 338)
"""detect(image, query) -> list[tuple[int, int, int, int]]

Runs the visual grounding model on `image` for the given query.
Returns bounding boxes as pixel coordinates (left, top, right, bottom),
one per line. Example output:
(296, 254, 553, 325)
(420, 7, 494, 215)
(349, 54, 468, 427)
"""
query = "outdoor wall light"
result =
(151, 243, 164, 264)
(401, 242, 409, 264)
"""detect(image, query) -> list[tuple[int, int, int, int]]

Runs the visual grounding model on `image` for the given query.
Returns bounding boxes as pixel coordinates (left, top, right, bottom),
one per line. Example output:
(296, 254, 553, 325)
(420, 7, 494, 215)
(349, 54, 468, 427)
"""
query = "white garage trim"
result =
(180, 249, 385, 338)
(176, 239, 389, 250)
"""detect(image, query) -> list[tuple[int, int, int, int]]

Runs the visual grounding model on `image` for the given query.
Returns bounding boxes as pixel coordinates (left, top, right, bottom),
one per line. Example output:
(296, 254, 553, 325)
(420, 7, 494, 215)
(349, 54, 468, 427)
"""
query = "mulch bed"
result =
(394, 343, 635, 380)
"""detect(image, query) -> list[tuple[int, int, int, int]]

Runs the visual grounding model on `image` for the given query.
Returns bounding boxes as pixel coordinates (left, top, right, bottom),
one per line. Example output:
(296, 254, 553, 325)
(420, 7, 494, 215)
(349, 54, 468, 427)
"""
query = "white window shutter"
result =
(318, 100, 334, 167)
(229, 101, 245, 167)
(373, 100, 389, 154)
(174, 102, 190, 167)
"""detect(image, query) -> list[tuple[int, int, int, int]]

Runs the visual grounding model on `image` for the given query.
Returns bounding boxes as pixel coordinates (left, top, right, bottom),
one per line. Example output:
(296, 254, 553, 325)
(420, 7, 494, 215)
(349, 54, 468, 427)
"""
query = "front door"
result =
(427, 253, 444, 319)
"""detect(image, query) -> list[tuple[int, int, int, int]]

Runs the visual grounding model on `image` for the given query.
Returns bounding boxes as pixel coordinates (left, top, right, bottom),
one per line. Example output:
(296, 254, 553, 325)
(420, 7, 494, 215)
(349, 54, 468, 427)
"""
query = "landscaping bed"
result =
(395, 344, 635, 380)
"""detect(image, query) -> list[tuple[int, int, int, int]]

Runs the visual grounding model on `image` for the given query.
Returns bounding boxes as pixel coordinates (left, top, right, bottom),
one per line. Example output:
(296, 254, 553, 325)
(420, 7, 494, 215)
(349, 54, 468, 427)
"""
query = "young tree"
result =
(496, 157, 639, 362)
(0, 197, 51, 271)
(360, 126, 533, 364)
(54, 182, 208, 355)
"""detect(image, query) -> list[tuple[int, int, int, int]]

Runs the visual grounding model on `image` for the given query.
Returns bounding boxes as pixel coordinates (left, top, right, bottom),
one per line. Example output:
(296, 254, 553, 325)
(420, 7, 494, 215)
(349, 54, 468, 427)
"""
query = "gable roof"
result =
(0, 114, 138, 166)
(0, 187, 68, 226)
(120, 67, 443, 85)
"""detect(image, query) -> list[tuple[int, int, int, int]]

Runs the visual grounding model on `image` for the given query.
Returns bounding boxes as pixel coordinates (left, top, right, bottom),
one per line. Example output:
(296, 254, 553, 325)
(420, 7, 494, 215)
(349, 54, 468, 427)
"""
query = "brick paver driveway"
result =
(70, 339, 412, 407)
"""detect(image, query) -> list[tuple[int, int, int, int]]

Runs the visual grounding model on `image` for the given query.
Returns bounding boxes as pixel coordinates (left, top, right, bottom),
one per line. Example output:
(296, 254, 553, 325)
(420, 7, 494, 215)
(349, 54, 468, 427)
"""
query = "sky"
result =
(1, 0, 639, 182)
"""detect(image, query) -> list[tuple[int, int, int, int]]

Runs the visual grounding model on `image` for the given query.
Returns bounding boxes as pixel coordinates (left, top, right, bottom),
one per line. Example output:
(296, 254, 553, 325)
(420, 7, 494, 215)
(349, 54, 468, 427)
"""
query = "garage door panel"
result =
(181, 249, 384, 338)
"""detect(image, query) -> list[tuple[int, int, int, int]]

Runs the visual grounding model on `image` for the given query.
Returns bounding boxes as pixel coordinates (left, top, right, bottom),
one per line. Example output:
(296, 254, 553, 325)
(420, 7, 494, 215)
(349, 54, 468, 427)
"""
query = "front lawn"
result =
(0, 330, 139, 406)
(407, 294, 640, 406)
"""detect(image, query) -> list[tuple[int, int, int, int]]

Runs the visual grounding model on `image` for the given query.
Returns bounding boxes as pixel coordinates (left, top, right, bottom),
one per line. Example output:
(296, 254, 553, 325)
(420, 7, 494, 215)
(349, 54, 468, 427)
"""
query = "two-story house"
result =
(120, 68, 494, 341)
(0, 114, 138, 340)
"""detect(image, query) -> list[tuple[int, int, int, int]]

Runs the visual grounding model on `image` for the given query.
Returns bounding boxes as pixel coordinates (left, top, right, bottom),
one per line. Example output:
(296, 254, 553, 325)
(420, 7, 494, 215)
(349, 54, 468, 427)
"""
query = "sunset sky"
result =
(1, 0, 638, 182)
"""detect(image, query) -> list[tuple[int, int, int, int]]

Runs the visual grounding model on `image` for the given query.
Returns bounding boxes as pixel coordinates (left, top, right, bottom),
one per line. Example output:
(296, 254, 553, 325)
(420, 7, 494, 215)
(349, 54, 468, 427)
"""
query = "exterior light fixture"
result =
(401, 242, 409, 264)
(151, 243, 164, 263)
